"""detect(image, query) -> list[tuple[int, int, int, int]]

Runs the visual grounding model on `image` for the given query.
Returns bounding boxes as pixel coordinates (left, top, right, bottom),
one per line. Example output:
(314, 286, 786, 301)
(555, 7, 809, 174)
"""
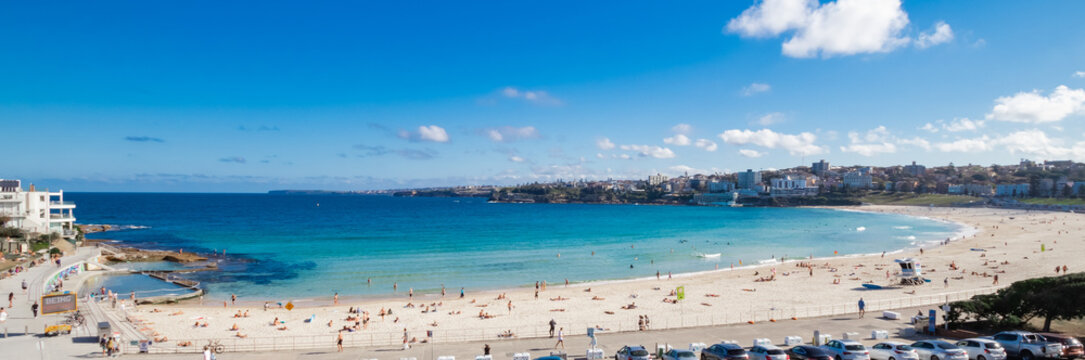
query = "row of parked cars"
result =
(616, 331, 1081, 360)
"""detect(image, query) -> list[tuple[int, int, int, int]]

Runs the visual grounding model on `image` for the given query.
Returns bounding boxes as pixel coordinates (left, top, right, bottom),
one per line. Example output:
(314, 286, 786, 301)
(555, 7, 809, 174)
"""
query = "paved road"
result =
(123, 305, 943, 360)
(0, 246, 108, 359)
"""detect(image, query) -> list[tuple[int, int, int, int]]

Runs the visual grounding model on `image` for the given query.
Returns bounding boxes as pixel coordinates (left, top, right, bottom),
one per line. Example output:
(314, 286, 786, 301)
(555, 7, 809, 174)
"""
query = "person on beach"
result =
(409, 288, 413, 299)
(549, 319, 556, 337)
(944, 277, 949, 288)
(993, 274, 999, 285)
(858, 298, 866, 318)
(31, 301, 38, 318)
(441, 285, 446, 297)
(535, 290, 539, 299)
(507, 300, 513, 313)
(554, 327, 565, 349)
(336, 331, 344, 352)
(0, 308, 7, 325)
(231, 294, 236, 306)
(394, 282, 398, 292)
(8, 292, 13, 307)
(484, 344, 491, 355)
(334, 292, 339, 305)
(460, 287, 464, 298)
(21, 279, 27, 294)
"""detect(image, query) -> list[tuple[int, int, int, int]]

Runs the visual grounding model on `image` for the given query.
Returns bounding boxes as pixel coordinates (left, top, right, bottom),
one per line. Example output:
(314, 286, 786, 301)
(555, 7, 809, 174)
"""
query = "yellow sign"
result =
(676, 286, 685, 301)
(285, 301, 294, 311)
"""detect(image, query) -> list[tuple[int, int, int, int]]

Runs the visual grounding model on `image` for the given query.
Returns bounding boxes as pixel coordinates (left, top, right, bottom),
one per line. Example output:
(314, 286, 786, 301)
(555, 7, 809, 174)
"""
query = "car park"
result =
(1039, 334, 1083, 360)
(666, 349, 699, 360)
(991, 331, 1063, 360)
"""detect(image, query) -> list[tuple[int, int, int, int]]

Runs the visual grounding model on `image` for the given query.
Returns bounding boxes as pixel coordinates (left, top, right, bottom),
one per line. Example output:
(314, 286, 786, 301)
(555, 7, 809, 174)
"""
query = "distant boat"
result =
(696, 253, 722, 258)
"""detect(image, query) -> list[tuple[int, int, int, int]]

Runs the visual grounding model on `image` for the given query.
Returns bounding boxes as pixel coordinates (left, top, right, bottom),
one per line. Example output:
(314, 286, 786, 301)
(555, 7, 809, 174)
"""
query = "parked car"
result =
(821, 340, 871, 360)
(788, 346, 834, 360)
(666, 350, 699, 360)
(870, 342, 920, 360)
(990, 331, 1063, 360)
(911, 340, 969, 360)
(749, 345, 789, 360)
(955, 338, 1008, 360)
(1040, 334, 1083, 359)
(703, 343, 750, 360)
(617, 346, 652, 360)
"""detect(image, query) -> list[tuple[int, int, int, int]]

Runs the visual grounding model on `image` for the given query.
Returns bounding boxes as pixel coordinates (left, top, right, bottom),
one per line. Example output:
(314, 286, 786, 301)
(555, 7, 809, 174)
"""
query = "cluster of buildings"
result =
(0, 179, 77, 252)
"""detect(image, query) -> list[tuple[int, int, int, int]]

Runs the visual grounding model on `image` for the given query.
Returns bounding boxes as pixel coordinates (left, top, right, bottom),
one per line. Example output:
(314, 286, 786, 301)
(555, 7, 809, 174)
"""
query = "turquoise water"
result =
(70, 193, 962, 300)
(85, 274, 194, 298)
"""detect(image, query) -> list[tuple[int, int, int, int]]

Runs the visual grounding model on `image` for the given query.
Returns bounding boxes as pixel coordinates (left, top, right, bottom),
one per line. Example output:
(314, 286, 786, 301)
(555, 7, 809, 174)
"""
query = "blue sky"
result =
(3, 1, 1085, 192)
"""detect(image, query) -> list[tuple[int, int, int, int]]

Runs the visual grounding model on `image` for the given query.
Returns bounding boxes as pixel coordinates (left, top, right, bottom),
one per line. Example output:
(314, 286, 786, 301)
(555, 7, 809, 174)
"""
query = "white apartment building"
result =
(648, 173, 668, 186)
(770, 174, 819, 197)
(0, 179, 77, 239)
(842, 171, 873, 189)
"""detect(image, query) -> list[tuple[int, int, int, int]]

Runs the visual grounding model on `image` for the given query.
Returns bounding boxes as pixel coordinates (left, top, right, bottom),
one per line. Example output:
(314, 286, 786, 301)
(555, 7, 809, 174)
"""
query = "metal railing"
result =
(118, 286, 1003, 355)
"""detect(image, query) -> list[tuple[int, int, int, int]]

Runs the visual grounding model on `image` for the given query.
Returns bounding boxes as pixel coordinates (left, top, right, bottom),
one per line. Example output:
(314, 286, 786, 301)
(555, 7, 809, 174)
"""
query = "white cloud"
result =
(619, 144, 677, 159)
(663, 134, 692, 146)
(398, 125, 450, 143)
(935, 136, 993, 153)
(727, 0, 915, 58)
(672, 123, 692, 134)
(738, 149, 765, 158)
(669, 165, 711, 175)
(596, 153, 606, 159)
(485, 126, 539, 142)
(986, 85, 1085, 123)
(942, 118, 984, 132)
(695, 138, 718, 152)
(719, 128, 826, 156)
(839, 126, 897, 156)
(499, 87, 563, 105)
(754, 112, 785, 126)
(1074, 71, 1085, 78)
(742, 83, 772, 96)
(897, 137, 932, 151)
(508, 156, 526, 163)
(915, 21, 954, 49)
(998, 130, 1071, 158)
(919, 123, 938, 133)
(596, 137, 616, 150)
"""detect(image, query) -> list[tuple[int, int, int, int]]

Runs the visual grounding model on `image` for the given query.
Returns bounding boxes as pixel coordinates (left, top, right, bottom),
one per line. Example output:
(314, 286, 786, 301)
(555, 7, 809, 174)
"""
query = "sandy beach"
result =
(106, 206, 1085, 348)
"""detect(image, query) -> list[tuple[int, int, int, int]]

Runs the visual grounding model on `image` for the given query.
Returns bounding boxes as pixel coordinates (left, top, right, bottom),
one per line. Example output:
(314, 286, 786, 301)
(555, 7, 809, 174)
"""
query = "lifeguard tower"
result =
(895, 258, 925, 285)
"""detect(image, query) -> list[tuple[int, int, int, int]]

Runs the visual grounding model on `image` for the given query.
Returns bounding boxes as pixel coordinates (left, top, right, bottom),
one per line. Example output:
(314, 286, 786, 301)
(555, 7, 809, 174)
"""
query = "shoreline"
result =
(97, 205, 1085, 348)
(101, 205, 971, 305)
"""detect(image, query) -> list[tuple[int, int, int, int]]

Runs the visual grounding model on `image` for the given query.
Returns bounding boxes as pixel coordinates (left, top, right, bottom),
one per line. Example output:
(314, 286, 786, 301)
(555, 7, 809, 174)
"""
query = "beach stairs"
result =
(784, 336, 803, 346)
(689, 343, 708, 352)
(513, 353, 531, 360)
(587, 348, 606, 360)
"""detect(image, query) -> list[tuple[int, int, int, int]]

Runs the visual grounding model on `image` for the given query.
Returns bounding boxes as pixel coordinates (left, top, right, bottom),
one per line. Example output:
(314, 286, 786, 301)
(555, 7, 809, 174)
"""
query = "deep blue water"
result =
(69, 193, 962, 300)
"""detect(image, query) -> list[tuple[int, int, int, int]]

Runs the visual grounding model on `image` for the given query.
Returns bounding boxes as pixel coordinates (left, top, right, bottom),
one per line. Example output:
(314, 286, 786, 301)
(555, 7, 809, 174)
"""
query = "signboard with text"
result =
(41, 293, 78, 315)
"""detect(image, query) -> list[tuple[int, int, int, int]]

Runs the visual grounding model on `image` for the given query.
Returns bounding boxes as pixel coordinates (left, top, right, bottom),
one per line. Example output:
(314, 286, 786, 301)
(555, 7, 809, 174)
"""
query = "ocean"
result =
(69, 193, 964, 300)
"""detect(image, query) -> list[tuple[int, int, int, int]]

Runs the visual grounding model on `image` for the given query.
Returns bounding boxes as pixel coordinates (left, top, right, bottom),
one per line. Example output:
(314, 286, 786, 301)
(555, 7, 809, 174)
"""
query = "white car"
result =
(749, 345, 789, 360)
(664, 349, 699, 360)
(870, 342, 920, 360)
(956, 339, 1008, 360)
(821, 340, 871, 360)
(911, 341, 969, 360)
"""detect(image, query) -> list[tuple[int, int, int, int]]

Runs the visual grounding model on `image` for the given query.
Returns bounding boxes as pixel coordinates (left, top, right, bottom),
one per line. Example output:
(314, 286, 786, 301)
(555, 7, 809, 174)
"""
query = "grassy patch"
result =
(1019, 198, 1085, 206)
(859, 192, 984, 206)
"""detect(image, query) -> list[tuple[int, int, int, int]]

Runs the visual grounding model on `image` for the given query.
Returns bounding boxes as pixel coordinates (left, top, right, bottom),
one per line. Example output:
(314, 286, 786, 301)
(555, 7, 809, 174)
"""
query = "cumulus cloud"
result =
(986, 85, 1085, 123)
(919, 123, 938, 133)
(742, 83, 772, 96)
(596, 137, 616, 150)
(839, 126, 897, 156)
(897, 137, 932, 151)
(915, 21, 954, 49)
(695, 138, 718, 152)
(738, 149, 765, 158)
(1074, 71, 1085, 78)
(398, 125, 450, 143)
(718, 128, 826, 156)
(485, 126, 539, 142)
(125, 136, 164, 143)
(500, 87, 563, 106)
(942, 118, 984, 132)
(619, 144, 676, 159)
(935, 136, 993, 153)
(932, 130, 1077, 159)
(508, 155, 526, 163)
(754, 112, 786, 126)
(672, 123, 692, 134)
(663, 134, 692, 146)
(219, 156, 247, 164)
(727, 0, 917, 58)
